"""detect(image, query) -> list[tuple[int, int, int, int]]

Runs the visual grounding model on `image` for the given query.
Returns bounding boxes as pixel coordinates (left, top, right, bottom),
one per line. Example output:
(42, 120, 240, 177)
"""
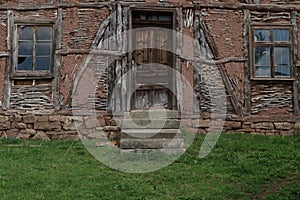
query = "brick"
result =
(18, 129, 33, 139)
(37, 115, 49, 122)
(13, 122, 27, 129)
(192, 119, 210, 128)
(274, 122, 292, 130)
(224, 121, 242, 129)
(98, 116, 106, 127)
(84, 117, 99, 129)
(49, 115, 61, 122)
(6, 129, 19, 138)
(63, 116, 84, 130)
(251, 122, 274, 130)
(294, 122, 300, 129)
(0, 122, 11, 130)
(23, 115, 37, 123)
(10, 114, 22, 122)
(33, 131, 50, 140)
(34, 122, 61, 131)
(0, 115, 9, 123)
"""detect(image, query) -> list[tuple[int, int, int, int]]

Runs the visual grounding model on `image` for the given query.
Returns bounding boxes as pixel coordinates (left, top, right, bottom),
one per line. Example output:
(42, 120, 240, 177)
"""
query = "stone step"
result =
(120, 138, 184, 149)
(124, 110, 179, 119)
(121, 119, 180, 129)
(121, 129, 181, 139)
(120, 148, 186, 155)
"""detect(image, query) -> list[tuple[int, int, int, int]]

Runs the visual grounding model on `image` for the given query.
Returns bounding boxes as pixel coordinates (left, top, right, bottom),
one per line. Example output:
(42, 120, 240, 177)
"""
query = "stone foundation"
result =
(0, 112, 299, 144)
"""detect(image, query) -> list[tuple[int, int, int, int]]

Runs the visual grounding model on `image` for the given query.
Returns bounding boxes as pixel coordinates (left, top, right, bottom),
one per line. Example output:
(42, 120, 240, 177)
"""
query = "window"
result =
(13, 24, 54, 77)
(251, 26, 292, 78)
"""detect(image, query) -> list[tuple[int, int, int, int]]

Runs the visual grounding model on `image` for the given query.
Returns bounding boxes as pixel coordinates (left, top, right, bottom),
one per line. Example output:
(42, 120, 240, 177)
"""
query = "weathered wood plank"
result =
(56, 49, 124, 56)
(54, 8, 62, 111)
(3, 10, 13, 110)
(244, 9, 251, 116)
(291, 11, 299, 115)
(0, 2, 110, 11)
(180, 55, 246, 65)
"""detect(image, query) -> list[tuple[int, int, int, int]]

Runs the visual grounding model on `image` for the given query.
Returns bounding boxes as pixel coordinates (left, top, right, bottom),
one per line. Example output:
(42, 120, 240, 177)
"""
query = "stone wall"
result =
(187, 114, 300, 135)
(1, 112, 299, 144)
(0, 112, 120, 144)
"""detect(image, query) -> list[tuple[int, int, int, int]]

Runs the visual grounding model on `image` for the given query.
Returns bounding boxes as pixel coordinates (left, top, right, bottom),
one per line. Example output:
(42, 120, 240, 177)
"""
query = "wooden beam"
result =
(0, 2, 110, 11)
(1, 1, 300, 12)
(244, 9, 251, 116)
(3, 10, 13, 110)
(56, 49, 125, 56)
(54, 8, 62, 111)
(194, 2, 300, 12)
(291, 11, 299, 115)
(180, 55, 246, 65)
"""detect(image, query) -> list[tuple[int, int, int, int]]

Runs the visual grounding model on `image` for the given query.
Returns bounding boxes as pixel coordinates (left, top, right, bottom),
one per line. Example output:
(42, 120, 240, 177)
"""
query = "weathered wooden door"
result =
(131, 11, 176, 110)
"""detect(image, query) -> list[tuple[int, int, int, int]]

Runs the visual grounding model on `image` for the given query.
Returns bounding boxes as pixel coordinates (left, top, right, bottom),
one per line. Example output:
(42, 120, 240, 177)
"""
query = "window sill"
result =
(10, 72, 53, 80)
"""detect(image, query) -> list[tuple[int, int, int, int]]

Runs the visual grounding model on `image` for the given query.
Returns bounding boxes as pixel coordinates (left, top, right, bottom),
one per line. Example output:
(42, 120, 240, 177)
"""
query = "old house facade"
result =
(0, 0, 300, 143)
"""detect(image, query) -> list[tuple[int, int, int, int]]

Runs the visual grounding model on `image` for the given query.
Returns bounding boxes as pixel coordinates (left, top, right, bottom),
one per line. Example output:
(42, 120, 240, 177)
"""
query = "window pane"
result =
(17, 57, 33, 71)
(275, 66, 290, 77)
(36, 57, 51, 71)
(18, 26, 34, 40)
(274, 47, 290, 66)
(274, 29, 289, 42)
(158, 15, 171, 21)
(255, 66, 271, 77)
(254, 47, 270, 65)
(254, 29, 270, 42)
(37, 27, 52, 40)
(36, 43, 51, 56)
(274, 47, 290, 76)
(18, 42, 33, 56)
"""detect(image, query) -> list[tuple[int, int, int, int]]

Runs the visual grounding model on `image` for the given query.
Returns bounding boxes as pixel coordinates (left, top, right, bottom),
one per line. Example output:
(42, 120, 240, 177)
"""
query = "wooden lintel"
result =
(0, 2, 110, 11)
(0, 2, 300, 12)
(194, 2, 300, 12)
(56, 49, 125, 57)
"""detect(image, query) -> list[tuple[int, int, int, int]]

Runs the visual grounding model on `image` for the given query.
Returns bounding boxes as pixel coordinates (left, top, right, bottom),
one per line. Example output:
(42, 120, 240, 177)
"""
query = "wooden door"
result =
(131, 11, 175, 110)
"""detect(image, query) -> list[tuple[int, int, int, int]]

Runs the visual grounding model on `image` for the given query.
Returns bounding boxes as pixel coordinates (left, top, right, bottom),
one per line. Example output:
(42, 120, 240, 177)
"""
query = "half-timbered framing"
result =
(0, 0, 300, 141)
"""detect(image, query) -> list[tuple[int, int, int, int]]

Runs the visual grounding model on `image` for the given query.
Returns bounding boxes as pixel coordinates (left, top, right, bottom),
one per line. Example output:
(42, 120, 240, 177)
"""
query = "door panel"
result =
(131, 11, 175, 110)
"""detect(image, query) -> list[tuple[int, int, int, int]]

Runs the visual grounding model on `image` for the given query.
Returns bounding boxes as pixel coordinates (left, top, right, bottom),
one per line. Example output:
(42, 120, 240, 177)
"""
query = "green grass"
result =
(0, 133, 299, 200)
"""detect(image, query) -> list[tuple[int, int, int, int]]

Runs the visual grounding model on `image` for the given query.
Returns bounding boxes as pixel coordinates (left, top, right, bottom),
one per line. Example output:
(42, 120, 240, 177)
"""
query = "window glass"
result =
(37, 27, 52, 40)
(36, 43, 51, 56)
(17, 57, 33, 71)
(274, 29, 289, 42)
(254, 29, 270, 42)
(274, 47, 290, 76)
(19, 26, 34, 40)
(18, 42, 33, 56)
(255, 66, 271, 77)
(36, 57, 51, 71)
(254, 47, 270, 65)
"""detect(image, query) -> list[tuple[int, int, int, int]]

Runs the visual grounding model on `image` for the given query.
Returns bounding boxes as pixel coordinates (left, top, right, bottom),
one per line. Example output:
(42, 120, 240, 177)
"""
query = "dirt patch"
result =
(252, 175, 299, 200)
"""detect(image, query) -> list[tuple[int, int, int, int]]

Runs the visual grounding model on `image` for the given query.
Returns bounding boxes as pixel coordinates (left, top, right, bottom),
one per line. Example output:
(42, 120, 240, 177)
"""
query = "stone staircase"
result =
(119, 110, 185, 153)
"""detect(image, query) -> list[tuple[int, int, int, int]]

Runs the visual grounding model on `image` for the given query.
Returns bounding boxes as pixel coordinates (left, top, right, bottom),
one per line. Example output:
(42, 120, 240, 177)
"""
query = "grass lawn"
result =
(0, 133, 299, 200)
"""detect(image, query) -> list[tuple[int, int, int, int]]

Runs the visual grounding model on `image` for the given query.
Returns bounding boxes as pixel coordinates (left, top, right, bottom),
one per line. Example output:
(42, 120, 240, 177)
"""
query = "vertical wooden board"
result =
(3, 10, 13, 110)
(244, 9, 251, 116)
(54, 8, 62, 111)
(291, 11, 299, 115)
